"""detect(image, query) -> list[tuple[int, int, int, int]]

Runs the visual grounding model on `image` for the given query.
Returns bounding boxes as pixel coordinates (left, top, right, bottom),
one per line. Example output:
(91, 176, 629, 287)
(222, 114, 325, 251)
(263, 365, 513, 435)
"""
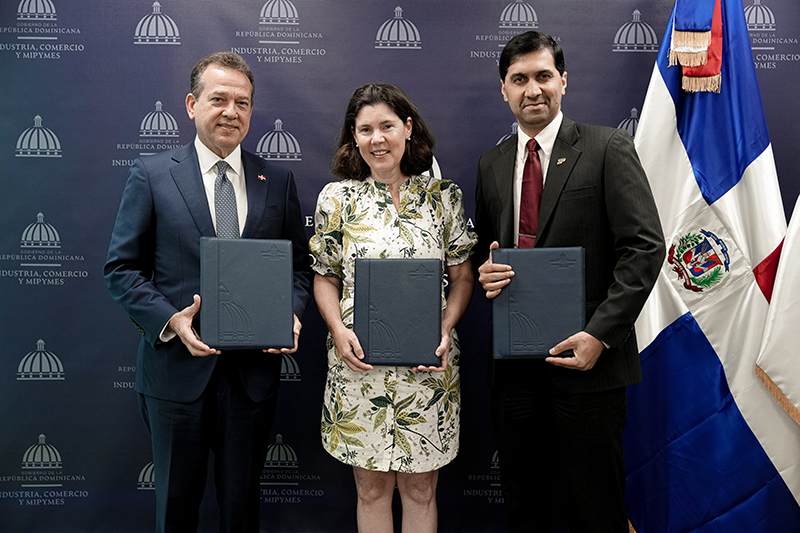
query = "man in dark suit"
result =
(104, 52, 312, 533)
(475, 32, 665, 532)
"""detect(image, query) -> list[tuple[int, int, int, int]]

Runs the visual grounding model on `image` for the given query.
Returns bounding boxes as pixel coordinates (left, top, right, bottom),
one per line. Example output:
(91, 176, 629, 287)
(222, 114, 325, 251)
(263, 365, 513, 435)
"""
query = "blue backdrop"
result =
(2, 1, 798, 531)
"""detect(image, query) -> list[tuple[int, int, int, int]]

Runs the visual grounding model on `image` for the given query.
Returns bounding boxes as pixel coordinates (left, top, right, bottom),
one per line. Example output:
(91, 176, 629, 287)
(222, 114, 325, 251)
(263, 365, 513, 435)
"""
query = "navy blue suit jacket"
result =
(104, 142, 312, 403)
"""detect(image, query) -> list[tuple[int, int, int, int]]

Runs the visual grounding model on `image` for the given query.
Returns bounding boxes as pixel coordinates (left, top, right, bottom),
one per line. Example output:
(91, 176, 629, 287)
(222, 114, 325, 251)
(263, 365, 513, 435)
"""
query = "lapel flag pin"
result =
(258, 175, 266, 181)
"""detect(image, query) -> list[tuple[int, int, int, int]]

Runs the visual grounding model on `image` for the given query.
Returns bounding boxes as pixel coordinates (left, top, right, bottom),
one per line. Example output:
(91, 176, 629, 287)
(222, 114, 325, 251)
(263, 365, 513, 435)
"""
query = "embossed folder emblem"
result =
(493, 247, 585, 359)
(200, 238, 294, 349)
(354, 258, 442, 366)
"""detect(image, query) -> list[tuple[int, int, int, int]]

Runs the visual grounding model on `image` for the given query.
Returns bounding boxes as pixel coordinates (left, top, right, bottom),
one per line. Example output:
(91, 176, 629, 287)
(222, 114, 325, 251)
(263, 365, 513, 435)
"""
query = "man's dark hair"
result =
(190, 52, 255, 101)
(499, 31, 566, 80)
(331, 83, 435, 181)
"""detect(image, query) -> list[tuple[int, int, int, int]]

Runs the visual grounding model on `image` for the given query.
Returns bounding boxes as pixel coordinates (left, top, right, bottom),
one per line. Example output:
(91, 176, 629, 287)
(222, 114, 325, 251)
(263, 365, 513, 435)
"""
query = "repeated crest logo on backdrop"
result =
(16, 116, 62, 157)
(113, 100, 182, 165)
(617, 108, 639, 138)
(612, 9, 658, 52)
(260, 0, 298, 25)
(746, 0, 776, 32)
(0, 434, 88, 507)
(134, 1, 180, 45)
(497, 122, 518, 145)
(462, 449, 504, 505)
(745, 1, 799, 70)
(260, 434, 323, 504)
(137, 462, 154, 490)
(17, 340, 65, 381)
(471, 0, 543, 65)
(138, 101, 180, 155)
(1, 0, 85, 60)
(232, 0, 325, 65)
(281, 353, 300, 381)
(375, 6, 421, 49)
(131, 418, 311, 499)
(17, 0, 57, 22)
(499, 0, 538, 30)
(256, 119, 302, 162)
(0, 213, 89, 287)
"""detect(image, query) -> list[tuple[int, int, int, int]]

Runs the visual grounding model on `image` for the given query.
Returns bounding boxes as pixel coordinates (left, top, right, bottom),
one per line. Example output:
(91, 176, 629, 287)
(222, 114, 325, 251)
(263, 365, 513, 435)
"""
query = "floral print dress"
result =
(309, 174, 477, 473)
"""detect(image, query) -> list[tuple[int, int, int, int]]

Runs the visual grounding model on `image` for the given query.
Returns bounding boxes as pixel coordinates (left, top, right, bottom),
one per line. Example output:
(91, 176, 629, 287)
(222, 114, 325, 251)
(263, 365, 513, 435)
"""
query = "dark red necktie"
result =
(519, 138, 542, 248)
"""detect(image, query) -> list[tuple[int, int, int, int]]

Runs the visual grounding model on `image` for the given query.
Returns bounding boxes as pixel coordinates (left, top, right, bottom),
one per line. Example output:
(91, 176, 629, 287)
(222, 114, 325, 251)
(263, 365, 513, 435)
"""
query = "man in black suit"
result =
(104, 52, 312, 532)
(475, 32, 665, 532)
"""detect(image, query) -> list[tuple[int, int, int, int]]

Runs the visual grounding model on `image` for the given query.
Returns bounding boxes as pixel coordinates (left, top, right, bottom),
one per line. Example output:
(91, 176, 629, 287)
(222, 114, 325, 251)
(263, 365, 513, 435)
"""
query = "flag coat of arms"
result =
(624, 0, 800, 530)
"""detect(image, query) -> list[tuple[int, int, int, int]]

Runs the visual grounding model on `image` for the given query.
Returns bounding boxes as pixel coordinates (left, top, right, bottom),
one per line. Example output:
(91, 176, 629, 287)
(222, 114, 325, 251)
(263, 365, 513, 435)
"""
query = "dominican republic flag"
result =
(756, 194, 800, 427)
(624, 0, 800, 530)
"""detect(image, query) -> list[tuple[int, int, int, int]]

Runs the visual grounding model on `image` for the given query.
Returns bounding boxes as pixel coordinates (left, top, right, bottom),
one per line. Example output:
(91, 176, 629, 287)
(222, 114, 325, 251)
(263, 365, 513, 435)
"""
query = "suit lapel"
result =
(241, 150, 270, 238)
(537, 117, 580, 242)
(491, 137, 517, 247)
(170, 143, 216, 237)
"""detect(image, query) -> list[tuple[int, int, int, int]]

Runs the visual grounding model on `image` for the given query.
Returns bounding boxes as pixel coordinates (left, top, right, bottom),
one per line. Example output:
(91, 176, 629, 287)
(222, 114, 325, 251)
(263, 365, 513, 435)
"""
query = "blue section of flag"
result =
(655, 0, 770, 205)
(624, 313, 800, 531)
(674, 0, 715, 32)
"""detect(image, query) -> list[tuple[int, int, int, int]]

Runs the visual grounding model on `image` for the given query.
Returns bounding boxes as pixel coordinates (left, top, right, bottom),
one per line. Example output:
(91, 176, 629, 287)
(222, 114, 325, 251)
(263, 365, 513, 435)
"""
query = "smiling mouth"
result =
(372, 150, 389, 156)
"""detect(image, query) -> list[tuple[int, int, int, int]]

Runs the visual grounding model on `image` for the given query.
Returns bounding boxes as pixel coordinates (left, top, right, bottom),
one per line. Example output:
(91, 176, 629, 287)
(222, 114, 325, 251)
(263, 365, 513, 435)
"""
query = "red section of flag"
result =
(754, 239, 783, 303)
(683, 0, 723, 78)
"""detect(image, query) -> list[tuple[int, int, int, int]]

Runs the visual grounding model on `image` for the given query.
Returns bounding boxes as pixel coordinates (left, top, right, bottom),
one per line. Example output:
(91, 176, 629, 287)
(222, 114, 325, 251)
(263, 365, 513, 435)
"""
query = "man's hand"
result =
(546, 331, 604, 371)
(478, 241, 514, 299)
(264, 315, 302, 354)
(168, 294, 220, 357)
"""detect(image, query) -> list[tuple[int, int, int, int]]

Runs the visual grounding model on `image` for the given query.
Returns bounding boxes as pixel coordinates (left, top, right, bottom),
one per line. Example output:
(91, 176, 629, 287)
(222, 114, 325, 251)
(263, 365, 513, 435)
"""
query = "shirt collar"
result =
(194, 136, 243, 178)
(515, 111, 563, 161)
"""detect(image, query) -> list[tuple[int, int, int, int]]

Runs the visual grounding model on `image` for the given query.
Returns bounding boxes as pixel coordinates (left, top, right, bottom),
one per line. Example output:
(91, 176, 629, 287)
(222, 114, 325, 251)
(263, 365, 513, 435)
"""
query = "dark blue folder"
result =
(492, 247, 585, 359)
(200, 237, 294, 349)
(354, 258, 442, 367)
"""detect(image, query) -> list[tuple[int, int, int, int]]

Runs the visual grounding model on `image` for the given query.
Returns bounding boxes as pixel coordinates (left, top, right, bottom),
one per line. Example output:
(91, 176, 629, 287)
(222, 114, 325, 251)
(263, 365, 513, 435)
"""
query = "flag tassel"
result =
(756, 364, 800, 426)
(673, 29, 712, 49)
(669, 49, 709, 67)
(682, 73, 721, 93)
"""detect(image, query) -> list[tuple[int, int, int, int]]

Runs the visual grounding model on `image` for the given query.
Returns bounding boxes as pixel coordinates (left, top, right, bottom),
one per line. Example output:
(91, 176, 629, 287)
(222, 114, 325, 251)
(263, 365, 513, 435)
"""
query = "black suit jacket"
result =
(104, 142, 312, 403)
(475, 116, 665, 393)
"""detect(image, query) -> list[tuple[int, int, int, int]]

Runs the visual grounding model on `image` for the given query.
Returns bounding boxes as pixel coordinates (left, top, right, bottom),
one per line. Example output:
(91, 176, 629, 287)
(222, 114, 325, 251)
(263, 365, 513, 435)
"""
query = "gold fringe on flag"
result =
(669, 49, 708, 67)
(756, 364, 800, 427)
(682, 73, 721, 93)
(629, 520, 637, 533)
(672, 29, 712, 49)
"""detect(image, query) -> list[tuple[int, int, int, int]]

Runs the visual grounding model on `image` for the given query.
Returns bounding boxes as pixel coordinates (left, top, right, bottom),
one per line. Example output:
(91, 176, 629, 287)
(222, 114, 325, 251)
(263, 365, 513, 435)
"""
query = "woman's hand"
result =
(413, 327, 450, 372)
(314, 273, 374, 372)
(331, 324, 374, 372)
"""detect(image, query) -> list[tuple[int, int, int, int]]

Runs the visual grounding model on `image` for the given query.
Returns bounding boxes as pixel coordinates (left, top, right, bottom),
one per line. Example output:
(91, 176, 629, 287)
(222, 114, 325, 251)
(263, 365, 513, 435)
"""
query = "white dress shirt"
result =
(160, 138, 249, 342)
(194, 136, 248, 233)
(513, 112, 563, 247)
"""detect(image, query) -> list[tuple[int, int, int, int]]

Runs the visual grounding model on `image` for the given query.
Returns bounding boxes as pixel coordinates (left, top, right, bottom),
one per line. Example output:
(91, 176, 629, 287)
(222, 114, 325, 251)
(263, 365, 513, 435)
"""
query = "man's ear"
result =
(185, 93, 196, 120)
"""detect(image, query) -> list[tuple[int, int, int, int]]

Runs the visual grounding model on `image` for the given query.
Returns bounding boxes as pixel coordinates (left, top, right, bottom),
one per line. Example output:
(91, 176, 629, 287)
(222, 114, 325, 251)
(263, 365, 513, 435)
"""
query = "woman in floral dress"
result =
(310, 83, 477, 532)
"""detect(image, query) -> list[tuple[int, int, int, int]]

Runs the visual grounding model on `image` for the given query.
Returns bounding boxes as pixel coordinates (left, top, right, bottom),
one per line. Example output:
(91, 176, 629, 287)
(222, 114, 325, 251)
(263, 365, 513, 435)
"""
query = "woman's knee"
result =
(397, 471, 438, 506)
(353, 468, 396, 505)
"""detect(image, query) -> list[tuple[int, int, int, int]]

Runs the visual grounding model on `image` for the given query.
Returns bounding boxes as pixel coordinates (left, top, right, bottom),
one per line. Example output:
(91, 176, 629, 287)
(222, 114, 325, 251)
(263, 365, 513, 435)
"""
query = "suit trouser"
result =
(491, 384, 628, 533)
(139, 357, 278, 533)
